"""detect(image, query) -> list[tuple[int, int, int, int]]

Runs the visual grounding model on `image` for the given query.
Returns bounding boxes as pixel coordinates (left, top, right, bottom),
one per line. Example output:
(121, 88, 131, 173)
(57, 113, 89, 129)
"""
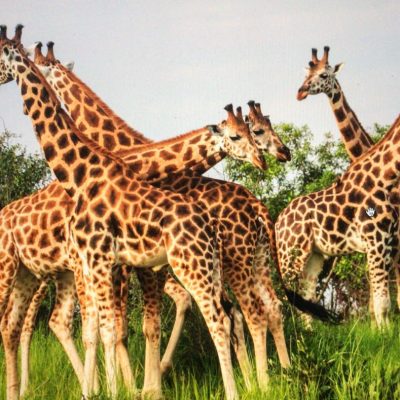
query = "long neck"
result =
(327, 80, 374, 160)
(348, 115, 400, 188)
(46, 63, 152, 149)
(46, 64, 226, 176)
(12, 51, 127, 200)
(119, 128, 225, 180)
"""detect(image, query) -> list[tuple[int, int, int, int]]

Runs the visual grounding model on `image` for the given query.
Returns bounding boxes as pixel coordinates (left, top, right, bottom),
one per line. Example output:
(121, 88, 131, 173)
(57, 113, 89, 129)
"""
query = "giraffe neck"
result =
(345, 115, 400, 188)
(119, 128, 225, 181)
(46, 64, 151, 149)
(43, 64, 228, 177)
(10, 49, 129, 200)
(327, 80, 374, 160)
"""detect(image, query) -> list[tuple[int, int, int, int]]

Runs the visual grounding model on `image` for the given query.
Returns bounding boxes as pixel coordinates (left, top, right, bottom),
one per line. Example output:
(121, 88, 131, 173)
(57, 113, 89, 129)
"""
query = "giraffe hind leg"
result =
(160, 271, 192, 376)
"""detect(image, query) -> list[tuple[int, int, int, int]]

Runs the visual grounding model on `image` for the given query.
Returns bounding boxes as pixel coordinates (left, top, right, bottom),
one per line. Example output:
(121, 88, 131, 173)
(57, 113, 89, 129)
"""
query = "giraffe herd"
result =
(0, 25, 398, 400)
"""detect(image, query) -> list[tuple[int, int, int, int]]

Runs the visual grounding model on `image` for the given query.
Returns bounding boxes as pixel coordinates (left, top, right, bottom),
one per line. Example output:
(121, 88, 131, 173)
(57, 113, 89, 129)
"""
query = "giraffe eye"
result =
(320, 73, 328, 79)
(230, 135, 241, 141)
(253, 129, 264, 136)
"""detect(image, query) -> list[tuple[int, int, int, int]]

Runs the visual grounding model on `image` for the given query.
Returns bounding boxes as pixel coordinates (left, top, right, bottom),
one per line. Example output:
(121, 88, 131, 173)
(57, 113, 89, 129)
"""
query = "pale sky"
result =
(1, 1, 399, 166)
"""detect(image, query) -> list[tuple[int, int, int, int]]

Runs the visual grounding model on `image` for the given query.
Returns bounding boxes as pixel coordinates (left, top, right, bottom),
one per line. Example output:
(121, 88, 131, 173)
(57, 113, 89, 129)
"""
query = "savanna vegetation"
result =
(1, 123, 399, 400)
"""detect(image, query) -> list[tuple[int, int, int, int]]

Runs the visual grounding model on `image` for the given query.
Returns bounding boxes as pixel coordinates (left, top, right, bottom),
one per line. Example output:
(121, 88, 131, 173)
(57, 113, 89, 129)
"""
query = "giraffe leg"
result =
(367, 249, 392, 328)
(113, 264, 136, 393)
(1, 266, 39, 400)
(254, 242, 290, 370)
(92, 262, 118, 398)
(19, 281, 48, 397)
(0, 229, 19, 320)
(48, 272, 84, 386)
(230, 307, 253, 390)
(80, 269, 100, 398)
(394, 262, 400, 311)
(226, 269, 267, 390)
(160, 271, 192, 376)
(136, 269, 163, 400)
(170, 258, 238, 400)
(74, 260, 100, 394)
(297, 252, 325, 329)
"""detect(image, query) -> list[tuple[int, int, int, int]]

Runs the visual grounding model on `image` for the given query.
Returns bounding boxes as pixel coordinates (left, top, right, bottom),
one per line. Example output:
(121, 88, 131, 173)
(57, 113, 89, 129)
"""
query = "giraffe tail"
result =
(211, 219, 237, 343)
(283, 288, 342, 324)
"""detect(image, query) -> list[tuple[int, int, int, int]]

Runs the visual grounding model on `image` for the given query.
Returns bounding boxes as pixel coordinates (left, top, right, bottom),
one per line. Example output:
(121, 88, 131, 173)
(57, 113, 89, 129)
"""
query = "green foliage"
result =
(0, 129, 50, 209)
(225, 124, 349, 220)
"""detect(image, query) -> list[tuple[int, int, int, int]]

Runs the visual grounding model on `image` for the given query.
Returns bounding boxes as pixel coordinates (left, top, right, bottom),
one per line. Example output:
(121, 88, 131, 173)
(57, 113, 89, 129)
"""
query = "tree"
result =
(0, 129, 50, 209)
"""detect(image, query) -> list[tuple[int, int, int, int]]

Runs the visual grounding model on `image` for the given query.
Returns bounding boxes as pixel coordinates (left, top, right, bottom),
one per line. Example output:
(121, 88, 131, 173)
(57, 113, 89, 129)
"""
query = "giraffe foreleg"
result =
(93, 262, 118, 398)
(48, 272, 84, 386)
(113, 264, 136, 393)
(136, 268, 162, 400)
(367, 250, 392, 328)
(19, 280, 48, 397)
(80, 267, 100, 398)
(1, 267, 40, 400)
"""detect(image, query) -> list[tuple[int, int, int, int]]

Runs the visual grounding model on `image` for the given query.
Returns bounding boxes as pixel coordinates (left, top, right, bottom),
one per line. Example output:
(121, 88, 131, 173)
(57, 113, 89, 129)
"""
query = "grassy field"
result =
(1, 312, 400, 400)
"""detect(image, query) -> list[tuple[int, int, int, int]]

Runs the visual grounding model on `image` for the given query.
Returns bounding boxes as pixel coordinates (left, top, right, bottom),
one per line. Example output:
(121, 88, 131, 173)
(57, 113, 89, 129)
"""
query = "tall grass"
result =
(1, 314, 399, 399)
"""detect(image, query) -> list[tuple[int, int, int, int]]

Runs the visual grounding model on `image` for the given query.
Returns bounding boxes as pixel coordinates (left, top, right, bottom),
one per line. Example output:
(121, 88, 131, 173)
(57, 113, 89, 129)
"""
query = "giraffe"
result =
(16, 41, 294, 388)
(0, 27, 274, 400)
(297, 46, 400, 316)
(276, 105, 400, 329)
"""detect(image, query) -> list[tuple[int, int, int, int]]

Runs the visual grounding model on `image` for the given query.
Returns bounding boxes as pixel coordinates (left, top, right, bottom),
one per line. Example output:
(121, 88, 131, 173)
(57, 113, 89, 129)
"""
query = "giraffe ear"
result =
(333, 63, 344, 74)
(207, 124, 223, 135)
(64, 61, 75, 71)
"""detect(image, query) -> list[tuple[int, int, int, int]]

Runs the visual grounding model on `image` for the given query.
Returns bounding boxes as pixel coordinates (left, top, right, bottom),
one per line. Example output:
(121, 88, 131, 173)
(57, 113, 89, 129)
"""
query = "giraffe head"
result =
(297, 46, 344, 101)
(29, 41, 73, 78)
(0, 25, 24, 85)
(246, 101, 291, 162)
(210, 104, 267, 170)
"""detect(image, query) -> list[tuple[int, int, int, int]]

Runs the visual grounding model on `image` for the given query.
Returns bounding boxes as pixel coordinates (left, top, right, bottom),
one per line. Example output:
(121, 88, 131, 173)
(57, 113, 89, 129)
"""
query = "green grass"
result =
(1, 315, 400, 400)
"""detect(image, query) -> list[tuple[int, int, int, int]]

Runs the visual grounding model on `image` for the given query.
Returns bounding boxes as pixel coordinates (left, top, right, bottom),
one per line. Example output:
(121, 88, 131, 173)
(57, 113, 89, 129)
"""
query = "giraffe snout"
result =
(297, 86, 309, 101)
(277, 145, 291, 162)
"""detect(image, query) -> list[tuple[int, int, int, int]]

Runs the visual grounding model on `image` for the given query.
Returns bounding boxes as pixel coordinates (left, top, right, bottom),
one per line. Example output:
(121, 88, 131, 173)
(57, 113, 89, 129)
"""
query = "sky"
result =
(0, 1, 399, 175)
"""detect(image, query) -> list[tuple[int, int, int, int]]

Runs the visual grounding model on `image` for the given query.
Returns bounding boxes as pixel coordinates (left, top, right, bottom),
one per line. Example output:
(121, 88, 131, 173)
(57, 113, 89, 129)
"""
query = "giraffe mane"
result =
(343, 114, 400, 168)
(116, 127, 210, 157)
(56, 63, 153, 145)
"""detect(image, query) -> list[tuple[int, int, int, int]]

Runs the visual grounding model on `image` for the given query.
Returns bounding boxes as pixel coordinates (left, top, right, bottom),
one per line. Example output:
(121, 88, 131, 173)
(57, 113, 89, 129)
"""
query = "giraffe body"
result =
(277, 115, 400, 328)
